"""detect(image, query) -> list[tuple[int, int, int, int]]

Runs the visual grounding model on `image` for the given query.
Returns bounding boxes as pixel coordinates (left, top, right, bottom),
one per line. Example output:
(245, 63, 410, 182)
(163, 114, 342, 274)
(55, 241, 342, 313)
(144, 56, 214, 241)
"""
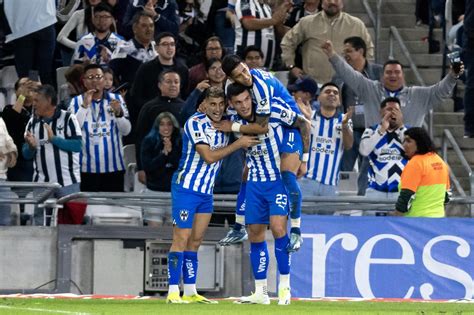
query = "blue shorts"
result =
(171, 184, 213, 229)
(245, 179, 289, 225)
(280, 127, 303, 159)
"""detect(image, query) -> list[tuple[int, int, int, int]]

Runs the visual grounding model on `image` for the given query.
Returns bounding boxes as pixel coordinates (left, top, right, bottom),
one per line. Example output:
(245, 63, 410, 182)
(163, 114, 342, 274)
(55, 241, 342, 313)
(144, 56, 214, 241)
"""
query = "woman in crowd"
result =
(141, 112, 182, 226)
(395, 127, 450, 217)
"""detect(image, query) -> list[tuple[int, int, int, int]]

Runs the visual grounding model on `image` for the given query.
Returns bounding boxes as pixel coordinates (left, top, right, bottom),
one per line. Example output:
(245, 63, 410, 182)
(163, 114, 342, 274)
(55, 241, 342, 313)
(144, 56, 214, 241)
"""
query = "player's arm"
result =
(196, 136, 259, 164)
(342, 107, 354, 150)
(213, 115, 269, 135)
(293, 115, 310, 154)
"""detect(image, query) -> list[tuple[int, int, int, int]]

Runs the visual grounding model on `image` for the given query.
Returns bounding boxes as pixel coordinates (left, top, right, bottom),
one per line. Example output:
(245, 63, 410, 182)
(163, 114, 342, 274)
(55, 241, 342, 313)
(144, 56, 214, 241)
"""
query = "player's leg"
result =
(182, 209, 218, 304)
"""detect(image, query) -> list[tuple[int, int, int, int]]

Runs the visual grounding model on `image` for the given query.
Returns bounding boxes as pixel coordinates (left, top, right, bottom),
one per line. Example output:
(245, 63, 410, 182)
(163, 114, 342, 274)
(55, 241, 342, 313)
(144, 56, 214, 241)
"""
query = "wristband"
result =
(231, 122, 241, 133)
(17, 94, 26, 103)
(301, 153, 309, 162)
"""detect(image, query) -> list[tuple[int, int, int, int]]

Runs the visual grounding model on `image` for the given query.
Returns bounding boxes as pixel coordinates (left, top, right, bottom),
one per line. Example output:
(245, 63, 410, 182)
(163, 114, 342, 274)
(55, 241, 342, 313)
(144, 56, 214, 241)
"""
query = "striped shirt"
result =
(234, 0, 275, 68)
(174, 112, 230, 195)
(25, 109, 82, 186)
(305, 110, 352, 186)
(69, 92, 131, 174)
(73, 32, 124, 65)
(361, 124, 408, 192)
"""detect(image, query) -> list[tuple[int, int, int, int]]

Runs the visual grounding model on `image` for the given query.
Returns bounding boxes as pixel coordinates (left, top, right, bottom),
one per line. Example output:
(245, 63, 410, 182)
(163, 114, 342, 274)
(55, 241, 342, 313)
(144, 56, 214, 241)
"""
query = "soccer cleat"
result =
(287, 232, 303, 252)
(218, 228, 248, 246)
(166, 292, 189, 304)
(277, 287, 291, 305)
(182, 294, 218, 304)
(235, 292, 270, 305)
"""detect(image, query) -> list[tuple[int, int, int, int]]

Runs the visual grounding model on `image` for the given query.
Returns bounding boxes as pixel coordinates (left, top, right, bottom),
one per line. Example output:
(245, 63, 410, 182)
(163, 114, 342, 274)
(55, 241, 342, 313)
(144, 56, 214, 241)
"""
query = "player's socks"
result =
(255, 279, 268, 296)
(281, 171, 302, 231)
(168, 252, 183, 289)
(183, 251, 198, 296)
(279, 274, 290, 289)
(250, 241, 269, 280)
(233, 182, 247, 231)
(274, 235, 291, 275)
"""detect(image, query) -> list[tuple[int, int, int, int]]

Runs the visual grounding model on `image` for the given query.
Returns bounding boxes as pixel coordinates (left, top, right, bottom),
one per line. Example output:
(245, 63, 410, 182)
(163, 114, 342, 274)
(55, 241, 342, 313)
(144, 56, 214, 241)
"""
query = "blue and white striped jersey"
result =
(305, 110, 351, 186)
(250, 68, 301, 117)
(174, 112, 230, 195)
(232, 100, 297, 182)
(362, 124, 408, 192)
(69, 92, 131, 174)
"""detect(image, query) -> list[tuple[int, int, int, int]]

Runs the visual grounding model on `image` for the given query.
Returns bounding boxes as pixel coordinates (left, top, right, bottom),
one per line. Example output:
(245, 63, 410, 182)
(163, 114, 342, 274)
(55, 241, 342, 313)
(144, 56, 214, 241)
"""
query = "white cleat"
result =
(278, 287, 291, 305)
(234, 292, 270, 305)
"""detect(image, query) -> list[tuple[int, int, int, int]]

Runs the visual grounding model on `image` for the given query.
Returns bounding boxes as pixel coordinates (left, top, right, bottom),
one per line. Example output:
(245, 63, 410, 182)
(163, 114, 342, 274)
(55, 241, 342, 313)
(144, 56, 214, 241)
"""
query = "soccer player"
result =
(166, 87, 258, 304)
(227, 83, 294, 305)
(217, 54, 310, 252)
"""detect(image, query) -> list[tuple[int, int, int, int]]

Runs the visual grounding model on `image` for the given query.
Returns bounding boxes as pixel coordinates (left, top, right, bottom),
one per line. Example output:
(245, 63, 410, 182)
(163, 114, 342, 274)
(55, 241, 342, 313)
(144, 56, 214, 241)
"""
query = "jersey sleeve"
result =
(235, 0, 253, 20)
(185, 118, 209, 146)
(251, 70, 272, 116)
(66, 113, 83, 138)
(400, 158, 423, 192)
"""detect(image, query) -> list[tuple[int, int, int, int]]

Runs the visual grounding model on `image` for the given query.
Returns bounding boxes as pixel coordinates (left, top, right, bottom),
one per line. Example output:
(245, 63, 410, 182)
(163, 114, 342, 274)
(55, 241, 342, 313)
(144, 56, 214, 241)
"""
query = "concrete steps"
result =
(368, 27, 443, 42)
(352, 13, 417, 28)
(345, 0, 416, 15)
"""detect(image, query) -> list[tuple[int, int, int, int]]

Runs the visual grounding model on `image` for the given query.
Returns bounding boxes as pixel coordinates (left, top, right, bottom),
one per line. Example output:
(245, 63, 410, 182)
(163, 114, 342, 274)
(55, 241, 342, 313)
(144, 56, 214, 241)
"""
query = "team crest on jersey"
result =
(56, 125, 64, 131)
(179, 209, 189, 221)
(194, 132, 201, 138)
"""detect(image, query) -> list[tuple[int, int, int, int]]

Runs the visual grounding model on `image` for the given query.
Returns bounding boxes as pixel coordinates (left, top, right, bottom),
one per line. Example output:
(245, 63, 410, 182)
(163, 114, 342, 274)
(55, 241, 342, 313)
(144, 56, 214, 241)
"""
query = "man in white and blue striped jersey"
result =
(69, 64, 131, 192)
(218, 54, 310, 253)
(166, 87, 258, 304)
(23, 85, 82, 225)
(298, 82, 354, 197)
(225, 83, 295, 306)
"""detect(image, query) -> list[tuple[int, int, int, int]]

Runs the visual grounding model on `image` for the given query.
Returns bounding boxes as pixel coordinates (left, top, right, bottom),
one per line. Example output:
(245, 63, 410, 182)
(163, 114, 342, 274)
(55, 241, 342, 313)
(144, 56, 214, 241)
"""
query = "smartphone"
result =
(28, 70, 40, 82)
(447, 51, 462, 73)
(112, 82, 129, 93)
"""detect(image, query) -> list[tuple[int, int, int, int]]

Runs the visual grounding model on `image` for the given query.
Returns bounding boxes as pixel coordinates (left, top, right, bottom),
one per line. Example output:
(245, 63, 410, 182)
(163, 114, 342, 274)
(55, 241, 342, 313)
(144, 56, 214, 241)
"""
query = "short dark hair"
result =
(158, 69, 180, 83)
(226, 83, 250, 100)
(131, 11, 154, 26)
(203, 36, 224, 53)
(404, 127, 436, 154)
(204, 57, 221, 72)
(35, 84, 57, 106)
(222, 54, 243, 77)
(344, 36, 367, 58)
(380, 97, 401, 108)
(155, 31, 175, 44)
(320, 82, 339, 93)
(83, 63, 103, 74)
(204, 86, 225, 100)
(93, 2, 113, 15)
(383, 60, 403, 70)
(243, 45, 264, 59)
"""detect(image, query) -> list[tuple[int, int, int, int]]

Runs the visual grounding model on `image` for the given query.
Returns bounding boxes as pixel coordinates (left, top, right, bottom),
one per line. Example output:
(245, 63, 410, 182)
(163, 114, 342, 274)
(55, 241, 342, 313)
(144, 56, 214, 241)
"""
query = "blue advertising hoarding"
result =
(290, 215, 474, 300)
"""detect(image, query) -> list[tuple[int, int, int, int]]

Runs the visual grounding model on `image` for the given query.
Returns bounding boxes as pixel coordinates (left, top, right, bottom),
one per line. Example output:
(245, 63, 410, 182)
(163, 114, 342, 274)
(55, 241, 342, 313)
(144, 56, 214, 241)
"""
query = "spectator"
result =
(56, 0, 102, 65)
(2, 78, 39, 182)
(141, 111, 181, 226)
(281, 0, 374, 83)
(72, 2, 124, 65)
(109, 11, 157, 87)
(64, 64, 85, 100)
(4, 0, 57, 85)
(297, 82, 353, 196)
(288, 75, 319, 111)
(333, 36, 383, 195)
(243, 45, 265, 70)
(207, 0, 235, 54)
(69, 64, 131, 192)
(234, 0, 292, 69)
(135, 69, 184, 184)
(359, 97, 408, 200)
(321, 40, 464, 128)
(122, 0, 179, 39)
(23, 85, 83, 225)
(464, 0, 474, 137)
(129, 32, 188, 131)
(187, 36, 225, 94)
(395, 127, 450, 217)
(0, 117, 17, 226)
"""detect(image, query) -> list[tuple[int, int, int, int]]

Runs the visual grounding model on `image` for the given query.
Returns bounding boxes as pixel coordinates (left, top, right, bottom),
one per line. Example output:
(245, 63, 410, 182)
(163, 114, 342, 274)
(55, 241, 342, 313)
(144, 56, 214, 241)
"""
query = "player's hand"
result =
(237, 135, 260, 148)
(212, 120, 233, 132)
(44, 123, 54, 140)
(380, 111, 391, 133)
(297, 161, 307, 178)
(342, 106, 354, 125)
(25, 131, 37, 149)
(196, 80, 211, 92)
(296, 97, 312, 120)
(321, 40, 336, 58)
(83, 89, 96, 108)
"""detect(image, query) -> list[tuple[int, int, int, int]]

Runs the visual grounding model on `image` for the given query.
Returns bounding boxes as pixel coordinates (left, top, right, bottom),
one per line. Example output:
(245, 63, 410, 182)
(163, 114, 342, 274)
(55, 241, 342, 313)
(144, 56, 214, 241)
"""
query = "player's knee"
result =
(187, 235, 204, 251)
(270, 225, 287, 239)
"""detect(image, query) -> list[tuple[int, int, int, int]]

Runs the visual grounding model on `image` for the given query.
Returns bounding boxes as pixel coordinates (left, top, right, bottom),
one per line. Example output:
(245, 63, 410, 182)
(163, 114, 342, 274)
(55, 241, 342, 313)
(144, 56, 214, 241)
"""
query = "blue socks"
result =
(281, 171, 302, 235)
(274, 235, 291, 275)
(183, 251, 198, 284)
(250, 241, 269, 280)
(168, 251, 183, 285)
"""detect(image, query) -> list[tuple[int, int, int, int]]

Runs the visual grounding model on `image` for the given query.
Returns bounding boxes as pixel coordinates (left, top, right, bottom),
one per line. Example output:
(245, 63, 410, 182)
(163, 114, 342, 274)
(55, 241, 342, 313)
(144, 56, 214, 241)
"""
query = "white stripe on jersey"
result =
(305, 111, 349, 186)
(69, 92, 130, 174)
(175, 113, 229, 195)
(26, 110, 82, 187)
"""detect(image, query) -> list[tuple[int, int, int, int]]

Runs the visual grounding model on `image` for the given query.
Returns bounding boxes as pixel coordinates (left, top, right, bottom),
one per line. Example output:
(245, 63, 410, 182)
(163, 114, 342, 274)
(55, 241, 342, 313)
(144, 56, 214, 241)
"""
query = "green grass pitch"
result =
(1, 298, 474, 315)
